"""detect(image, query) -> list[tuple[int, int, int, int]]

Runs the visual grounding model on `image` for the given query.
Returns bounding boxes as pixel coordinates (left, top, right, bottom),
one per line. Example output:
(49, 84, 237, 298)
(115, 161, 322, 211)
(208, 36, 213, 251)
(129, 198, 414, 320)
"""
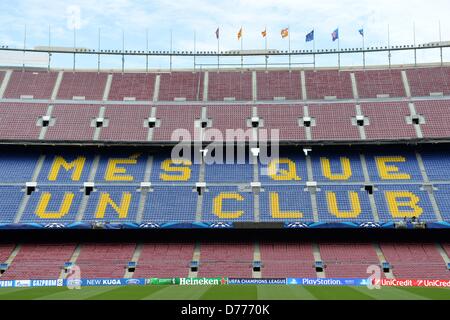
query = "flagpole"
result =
(313, 29, 316, 70)
(288, 25, 291, 70)
(337, 28, 340, 69)
(97, 27, 101, 73)
(439, 20, 443, 66)
(122, 29, 125, 73)
(73, 28, 76, 71)
(23, 24, 26, 70)
(241, 27, 243, 69)
(387, 24, 391, 69)
(146, 28, 149, 72)
(48, 25, 51, 71)
(170, 29, 173, 71)
(217, 27, 220, 71)
(413, 22, 417, 66)
(193, 31, 196, 71)
(264, 26, 268, 70)
(362, 27, 365, 69)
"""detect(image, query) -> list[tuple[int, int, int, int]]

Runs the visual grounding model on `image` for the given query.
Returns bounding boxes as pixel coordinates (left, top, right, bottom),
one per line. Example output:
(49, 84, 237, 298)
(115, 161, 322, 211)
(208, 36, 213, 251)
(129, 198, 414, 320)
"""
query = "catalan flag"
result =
(281, 28, 289, 38)
(261, 28, 267, 38)
(237, 27, 243, 40)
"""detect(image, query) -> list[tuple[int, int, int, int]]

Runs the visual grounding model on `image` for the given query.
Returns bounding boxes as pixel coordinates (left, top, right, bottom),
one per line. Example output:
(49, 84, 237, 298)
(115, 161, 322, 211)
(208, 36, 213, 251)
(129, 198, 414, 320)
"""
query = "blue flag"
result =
(332, 28, 339, 41)
(306, 30, 314, 42)
(359, 28, 364, 37)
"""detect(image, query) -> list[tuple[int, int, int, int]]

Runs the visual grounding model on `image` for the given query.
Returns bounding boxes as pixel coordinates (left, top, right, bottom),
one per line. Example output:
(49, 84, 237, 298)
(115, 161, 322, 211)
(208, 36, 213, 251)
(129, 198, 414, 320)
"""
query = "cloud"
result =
(0, 0, 449, 68)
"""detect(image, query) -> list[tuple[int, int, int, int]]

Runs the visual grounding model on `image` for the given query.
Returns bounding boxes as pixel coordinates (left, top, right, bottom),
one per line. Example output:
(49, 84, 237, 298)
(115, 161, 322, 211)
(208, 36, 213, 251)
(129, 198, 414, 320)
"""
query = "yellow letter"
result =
(270, 192, 303, 218)
(95, 193, 131, 219)
(48, 156, 86, 181)
(385, 191, 423, 218)
(327, 191, 361, 218)
(268, 159, 301, 181)
(105, 153, 141, 181)
(160, 159, 192, 181)
(321, 157, 352, 180)
(213, 193, 244, 219)
(376, 156, 411, 180)
(35, 192, 74, 219)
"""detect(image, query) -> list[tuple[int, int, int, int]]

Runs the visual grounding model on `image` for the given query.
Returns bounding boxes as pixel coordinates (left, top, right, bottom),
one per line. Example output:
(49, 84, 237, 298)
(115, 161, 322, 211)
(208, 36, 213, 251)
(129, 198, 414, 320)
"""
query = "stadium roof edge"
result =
(0, 61, 449, 73)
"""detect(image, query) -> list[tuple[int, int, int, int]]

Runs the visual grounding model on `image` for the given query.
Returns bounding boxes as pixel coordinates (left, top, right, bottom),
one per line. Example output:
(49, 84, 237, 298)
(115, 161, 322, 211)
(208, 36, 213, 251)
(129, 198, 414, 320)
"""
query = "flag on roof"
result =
(332, 28, 339, 41)
(216, 27, 219, 39)
(237, 27, 243, 40)
(261, 28, 267, 38)
(306, 30, 314, 42)
(359, 28, 364, 37)
(281, 28, 289, 38)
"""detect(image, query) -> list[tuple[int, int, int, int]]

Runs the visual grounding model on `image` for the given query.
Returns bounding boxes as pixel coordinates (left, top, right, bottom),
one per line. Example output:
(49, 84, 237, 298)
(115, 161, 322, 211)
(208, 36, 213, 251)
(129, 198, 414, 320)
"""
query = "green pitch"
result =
(0, 285, 449, 300)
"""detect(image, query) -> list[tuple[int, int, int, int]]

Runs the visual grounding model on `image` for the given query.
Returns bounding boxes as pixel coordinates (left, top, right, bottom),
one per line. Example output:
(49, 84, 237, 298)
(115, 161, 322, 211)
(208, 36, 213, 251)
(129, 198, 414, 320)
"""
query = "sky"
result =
(0, 0, 449, 69)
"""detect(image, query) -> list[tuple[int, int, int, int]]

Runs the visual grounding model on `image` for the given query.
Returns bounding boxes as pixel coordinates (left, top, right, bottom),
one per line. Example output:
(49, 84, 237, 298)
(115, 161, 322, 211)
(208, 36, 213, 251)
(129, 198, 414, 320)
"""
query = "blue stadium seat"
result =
(259, 185, 314, 221)
(0, 186, 24, 223)
(431, 184, 450, 221)
(204, 161, 253, 183)
(83, 186, 140, 223)
(365, 151, 423, 182)
(259, 152, 308, 184)
(201, 186, 254, 222)
(310, 152, 365, 182)
(420, 151, 450, 181)
(316, 185, 374, 222)
(142, 186, 198, 223)
(94, 152, 147, 183)
(37, 153, 94, 183)
(150, 155, 200, 184)
(0, 153, 38, 183)
(374, 184, 437, 222)
(21, 186, 83, 223)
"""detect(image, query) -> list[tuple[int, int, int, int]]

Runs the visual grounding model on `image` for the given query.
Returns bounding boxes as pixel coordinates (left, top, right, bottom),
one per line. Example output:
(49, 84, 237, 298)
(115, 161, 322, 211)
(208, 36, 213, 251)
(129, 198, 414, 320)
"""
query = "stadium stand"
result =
(99, 105, 152, 141)
(259, 242, 317, 277)
(57, 72, 108, 100)
(0, 65, 450, 282)
(197, 243, 254, 277)
(256, 71, 301, 101)
(151, 105, 202, 142)
(0, 244, 76, 280)
(319, 243, 381, 278)
(108, 73, 156, 101)
(207, 71, 252, 101)
(304, 70, 353, 99)
(0, 244, 15, 264)
(308, 103, 359, 140)
(3, 71, 58, 99)
(158, 72, 203, 101)
(414, 100, 450, 138)
(75, 243, 136, 279)
(406, 67, 450, 97)
(44, 104, 100, 141)
(0, 103, 48, 140)
(257, 104, 306, 141)
(133, 243, 193, 278)
(380, 243, 449, 279)
(361, 102, 416, 140)
(353, 69, 405, 98)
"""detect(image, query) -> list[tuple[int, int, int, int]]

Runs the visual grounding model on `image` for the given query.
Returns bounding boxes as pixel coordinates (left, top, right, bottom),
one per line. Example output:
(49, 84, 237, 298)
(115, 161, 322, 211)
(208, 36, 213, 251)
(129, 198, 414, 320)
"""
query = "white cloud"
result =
(0, 0, 449, 68)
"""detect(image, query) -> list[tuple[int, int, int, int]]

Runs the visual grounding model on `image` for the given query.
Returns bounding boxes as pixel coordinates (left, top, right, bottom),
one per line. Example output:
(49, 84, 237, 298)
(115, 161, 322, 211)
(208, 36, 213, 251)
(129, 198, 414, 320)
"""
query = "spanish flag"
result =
(237, 27, 243, 40)
(281, 28, 289, 38)
(261, 28, 267, 38)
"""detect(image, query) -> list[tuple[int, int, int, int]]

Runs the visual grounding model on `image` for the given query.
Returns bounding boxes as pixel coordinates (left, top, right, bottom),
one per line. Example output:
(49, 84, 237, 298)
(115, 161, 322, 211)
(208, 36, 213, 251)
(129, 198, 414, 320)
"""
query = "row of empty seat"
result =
(1, 101, 450, 142)
(0, 67, 449, 102)
(0, 242, 448, 280)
